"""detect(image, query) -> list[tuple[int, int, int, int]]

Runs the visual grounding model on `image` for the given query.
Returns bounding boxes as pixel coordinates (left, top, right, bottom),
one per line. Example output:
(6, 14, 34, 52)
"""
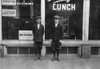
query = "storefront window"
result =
(89, 0, 100, 40)
(2, 0, 41, 39)
(45, 0, 83, 40)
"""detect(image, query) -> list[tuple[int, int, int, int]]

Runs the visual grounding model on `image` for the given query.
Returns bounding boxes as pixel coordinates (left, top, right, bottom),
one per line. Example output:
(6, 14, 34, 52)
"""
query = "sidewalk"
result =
(0, 54, 100, 69)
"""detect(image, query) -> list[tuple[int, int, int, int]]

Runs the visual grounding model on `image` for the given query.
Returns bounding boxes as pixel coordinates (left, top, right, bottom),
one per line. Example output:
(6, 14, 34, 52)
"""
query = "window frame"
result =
(0, 0, 94, 45)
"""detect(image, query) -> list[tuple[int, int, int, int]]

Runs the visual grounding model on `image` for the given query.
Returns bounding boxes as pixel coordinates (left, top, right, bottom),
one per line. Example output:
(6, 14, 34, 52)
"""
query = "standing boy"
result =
(50, 15, 63, 61)
(32, 16, 44, 61)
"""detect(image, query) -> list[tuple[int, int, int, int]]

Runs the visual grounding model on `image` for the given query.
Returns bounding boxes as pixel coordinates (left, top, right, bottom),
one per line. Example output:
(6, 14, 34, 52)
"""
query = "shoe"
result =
(38, 57, 42, 61)
(51, 58, 56, 61)
(34, 57, 38, 61)
(56, 58, 60, 62)
(34, 54, 38, 61)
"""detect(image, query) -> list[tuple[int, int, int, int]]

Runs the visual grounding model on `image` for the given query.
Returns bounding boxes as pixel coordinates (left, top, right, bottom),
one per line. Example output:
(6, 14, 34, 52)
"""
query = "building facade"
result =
(0, 0, 100, 56)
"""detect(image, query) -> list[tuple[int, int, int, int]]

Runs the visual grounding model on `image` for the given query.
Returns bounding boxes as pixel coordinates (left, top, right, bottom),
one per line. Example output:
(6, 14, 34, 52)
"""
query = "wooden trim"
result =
(0, 0, 2, 43)
(41, 0, 45, 40)
(82, 0, 90, 41)
(1, 40, 100, 47)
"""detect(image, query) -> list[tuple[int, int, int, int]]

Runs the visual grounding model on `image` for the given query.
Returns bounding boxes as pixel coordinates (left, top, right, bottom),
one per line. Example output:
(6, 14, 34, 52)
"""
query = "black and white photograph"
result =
(0, 0, 100, 69)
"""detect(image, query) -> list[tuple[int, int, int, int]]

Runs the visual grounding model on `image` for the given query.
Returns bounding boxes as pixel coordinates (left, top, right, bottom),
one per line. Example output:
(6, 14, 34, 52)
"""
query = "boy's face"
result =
(54, 18, 59, 24)
(36, 19, 41, 24)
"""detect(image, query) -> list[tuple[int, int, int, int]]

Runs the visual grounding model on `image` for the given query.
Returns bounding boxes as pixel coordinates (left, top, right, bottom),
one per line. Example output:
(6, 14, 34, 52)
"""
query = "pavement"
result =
(0, 54, 100, 69)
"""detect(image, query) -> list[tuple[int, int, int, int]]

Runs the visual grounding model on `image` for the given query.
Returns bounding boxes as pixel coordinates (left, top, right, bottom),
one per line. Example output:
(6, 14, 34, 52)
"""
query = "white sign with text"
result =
(2, 9, 16, 17)
(2, 0, 16, 5)
(19, 30, 33, 40)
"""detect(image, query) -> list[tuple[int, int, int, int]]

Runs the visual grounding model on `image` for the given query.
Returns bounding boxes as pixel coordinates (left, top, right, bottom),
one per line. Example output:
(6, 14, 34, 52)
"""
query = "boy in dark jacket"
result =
(50, 15, 63, 61)
(32, 16, 44, 61)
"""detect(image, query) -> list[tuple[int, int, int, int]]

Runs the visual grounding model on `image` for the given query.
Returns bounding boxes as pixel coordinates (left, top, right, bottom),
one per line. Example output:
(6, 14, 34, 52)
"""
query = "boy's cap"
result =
(54, 15, 60, 19)
(36, 16, 41, 19)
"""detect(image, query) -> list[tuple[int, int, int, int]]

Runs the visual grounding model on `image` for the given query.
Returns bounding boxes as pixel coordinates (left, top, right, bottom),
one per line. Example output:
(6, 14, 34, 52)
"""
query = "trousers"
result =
(34, 42, 43, 56)
(51, 40, 61, 52)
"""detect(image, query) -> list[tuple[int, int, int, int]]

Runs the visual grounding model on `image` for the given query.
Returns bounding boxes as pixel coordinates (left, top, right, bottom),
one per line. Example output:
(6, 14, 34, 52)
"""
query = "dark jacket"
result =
(32, 24, 44, 42)
(51, 23, 63, 41)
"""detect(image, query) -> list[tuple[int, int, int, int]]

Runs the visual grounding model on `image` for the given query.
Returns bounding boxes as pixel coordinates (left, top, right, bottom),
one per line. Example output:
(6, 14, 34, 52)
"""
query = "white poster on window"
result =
(2, 0, 16, 5)
(2, 9, 16, 17)
(19, 30, 33, 40)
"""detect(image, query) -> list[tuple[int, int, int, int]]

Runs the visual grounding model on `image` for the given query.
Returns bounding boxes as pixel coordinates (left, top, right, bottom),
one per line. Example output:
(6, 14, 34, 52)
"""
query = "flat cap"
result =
(54, 15, 60, 19)
(36, 16, 41, 19)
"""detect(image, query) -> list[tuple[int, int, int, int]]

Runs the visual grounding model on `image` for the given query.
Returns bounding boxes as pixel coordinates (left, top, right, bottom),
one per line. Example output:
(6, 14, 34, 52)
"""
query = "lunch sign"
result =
(48, 0, 76, 11)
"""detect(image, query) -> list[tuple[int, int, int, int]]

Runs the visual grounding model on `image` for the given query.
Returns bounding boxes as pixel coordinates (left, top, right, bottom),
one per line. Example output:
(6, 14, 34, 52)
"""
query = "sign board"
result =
(2, 9, 16, 17)
(53, 4, 76, 11)
(2, 0, 16, 5)
(19, 30, 33, 40)
(48, 0, 76, 11)
(17, 2, 33, 5)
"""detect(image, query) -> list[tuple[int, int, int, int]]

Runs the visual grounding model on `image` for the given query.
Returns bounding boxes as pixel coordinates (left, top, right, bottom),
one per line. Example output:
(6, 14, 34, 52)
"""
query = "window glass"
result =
(89, 0, 100, 40)
(45, 0, 83, 40)
(2, 0, 41, 39)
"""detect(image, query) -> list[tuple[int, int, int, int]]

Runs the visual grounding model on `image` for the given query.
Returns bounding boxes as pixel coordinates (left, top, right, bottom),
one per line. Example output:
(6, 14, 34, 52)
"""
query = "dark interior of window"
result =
(89, 0, 100, 40)
(45, 0, 83, 40)
(2, 0, 40, 39)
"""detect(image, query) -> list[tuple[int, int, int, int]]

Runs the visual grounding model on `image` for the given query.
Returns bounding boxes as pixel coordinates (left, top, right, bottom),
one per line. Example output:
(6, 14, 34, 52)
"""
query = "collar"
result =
(55, 23, 58, 27)
(37, 24, 40, 25)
